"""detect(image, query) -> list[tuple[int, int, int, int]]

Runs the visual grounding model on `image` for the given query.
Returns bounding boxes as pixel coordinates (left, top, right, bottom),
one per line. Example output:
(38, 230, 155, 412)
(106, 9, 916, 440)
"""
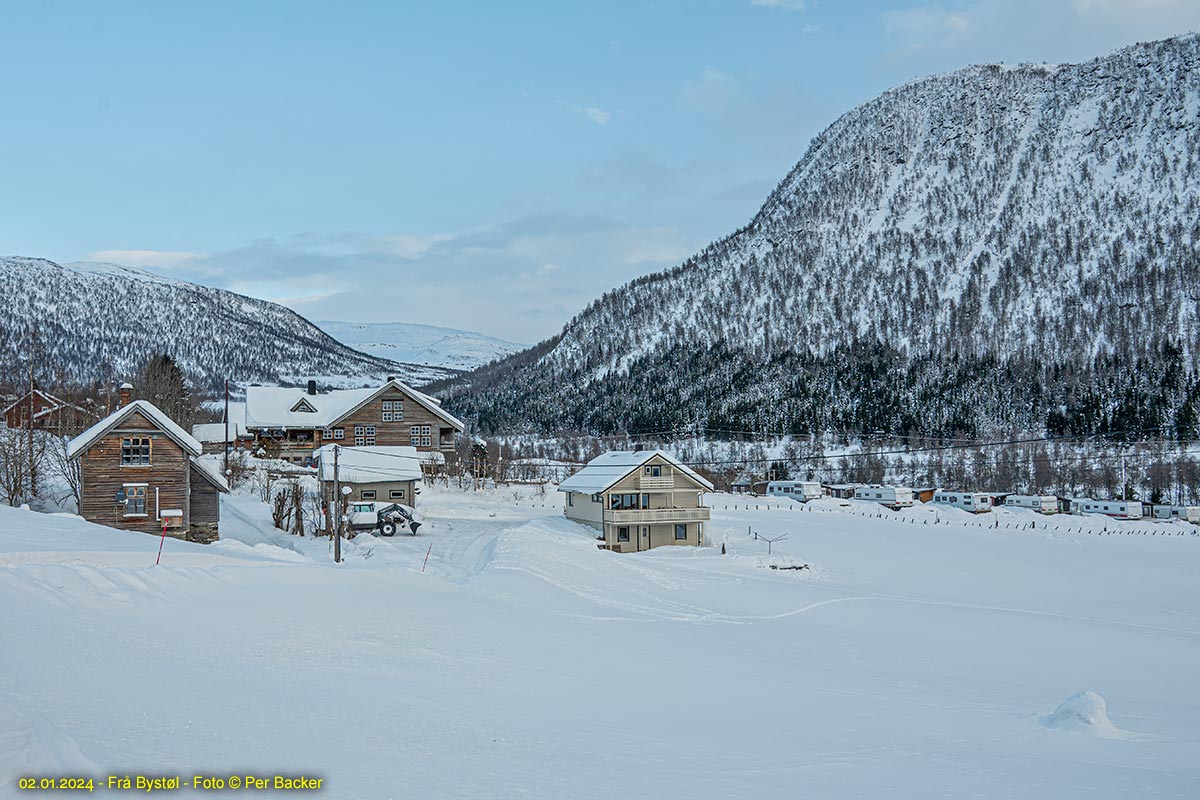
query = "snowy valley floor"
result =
(2, 487, 1199, 799)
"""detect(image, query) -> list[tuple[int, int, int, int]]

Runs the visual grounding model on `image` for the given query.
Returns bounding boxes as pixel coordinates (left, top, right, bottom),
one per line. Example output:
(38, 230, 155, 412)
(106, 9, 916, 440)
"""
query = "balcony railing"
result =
(606, 507, 710, 524)
(638, 476, 674, 489)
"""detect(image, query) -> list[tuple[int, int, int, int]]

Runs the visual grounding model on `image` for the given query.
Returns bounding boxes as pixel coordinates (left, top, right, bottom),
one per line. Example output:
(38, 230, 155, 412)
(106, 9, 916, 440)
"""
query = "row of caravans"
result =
(765, 481, 1200, 522)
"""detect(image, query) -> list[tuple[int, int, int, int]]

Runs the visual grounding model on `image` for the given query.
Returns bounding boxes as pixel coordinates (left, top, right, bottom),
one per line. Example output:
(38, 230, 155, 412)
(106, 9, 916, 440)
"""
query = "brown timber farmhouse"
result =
(68, 397, 228, 543)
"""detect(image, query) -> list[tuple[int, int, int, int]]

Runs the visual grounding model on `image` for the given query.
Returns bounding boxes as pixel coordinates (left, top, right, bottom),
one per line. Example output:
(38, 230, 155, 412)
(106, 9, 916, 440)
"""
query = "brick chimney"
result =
(118, 383, 133, 407)
(307, 379, 317, 396)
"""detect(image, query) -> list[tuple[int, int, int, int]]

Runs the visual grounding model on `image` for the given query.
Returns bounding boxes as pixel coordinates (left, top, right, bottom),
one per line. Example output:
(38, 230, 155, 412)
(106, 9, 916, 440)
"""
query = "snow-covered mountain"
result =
(0, 258, 456, 390)
(435, 34, 1200, 438)
(316, 321, 524, 372)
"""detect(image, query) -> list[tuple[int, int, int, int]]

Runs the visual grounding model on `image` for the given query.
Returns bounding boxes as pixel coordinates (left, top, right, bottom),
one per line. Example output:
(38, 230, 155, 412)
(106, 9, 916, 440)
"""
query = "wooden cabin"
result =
(244, 378, 464, 465)
(2, 389, 96, 434)
(68, 397, 228, 543)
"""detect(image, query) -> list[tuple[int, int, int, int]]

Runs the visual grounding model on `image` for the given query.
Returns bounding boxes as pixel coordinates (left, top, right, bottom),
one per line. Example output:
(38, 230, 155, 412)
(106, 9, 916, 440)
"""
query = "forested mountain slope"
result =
(434, 34, 1200, 439)
(0, 258, 454, 391)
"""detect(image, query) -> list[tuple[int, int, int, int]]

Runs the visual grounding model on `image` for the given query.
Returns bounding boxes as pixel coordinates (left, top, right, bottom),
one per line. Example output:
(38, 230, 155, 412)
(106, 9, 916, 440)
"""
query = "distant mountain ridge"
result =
(433, 34, 1200, 439)
(0, 258, 456, 391)
(316, 321, 525, 372)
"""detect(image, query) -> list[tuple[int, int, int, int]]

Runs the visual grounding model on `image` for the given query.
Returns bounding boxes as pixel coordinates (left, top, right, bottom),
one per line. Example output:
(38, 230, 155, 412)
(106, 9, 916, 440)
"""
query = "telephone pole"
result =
(223, 379, 230, 476)
(332, 445, 342, 564)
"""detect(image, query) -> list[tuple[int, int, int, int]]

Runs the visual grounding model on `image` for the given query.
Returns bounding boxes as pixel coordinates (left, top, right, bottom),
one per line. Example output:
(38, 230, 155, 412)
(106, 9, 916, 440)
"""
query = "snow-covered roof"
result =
(314, 445, 425, 484)
(244, 380, 463, 431)
(0, 389, 90, 418)
(67, 400, 203, 460)
(191, 421, 252, 443)
(189, 457, 230, 492)
(558, 450, 713, 494)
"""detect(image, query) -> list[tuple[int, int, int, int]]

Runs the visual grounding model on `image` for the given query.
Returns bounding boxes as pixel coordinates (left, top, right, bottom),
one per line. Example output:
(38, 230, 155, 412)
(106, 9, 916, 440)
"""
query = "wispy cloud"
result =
(750, 0, 806, 10)
(565, 103, 612, 125)
(85, 249, 202, 268)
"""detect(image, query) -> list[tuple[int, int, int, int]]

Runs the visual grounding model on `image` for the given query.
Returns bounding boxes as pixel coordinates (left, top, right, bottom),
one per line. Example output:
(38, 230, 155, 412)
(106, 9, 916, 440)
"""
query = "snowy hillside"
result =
(1, 489, 1197, 797)
(317, 320, 524, 371)
(0, 258, 456, 390)
(436, 34, 1200, 439)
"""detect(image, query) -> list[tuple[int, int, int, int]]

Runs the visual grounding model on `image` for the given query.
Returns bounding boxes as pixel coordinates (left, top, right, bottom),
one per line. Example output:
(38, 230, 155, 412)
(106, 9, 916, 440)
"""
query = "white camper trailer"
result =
(854, 485, 915, 509)
(932, 491, 993, 513)
(1152, 505, 1200, 524)
(1004, 495, 1059, 514)
(1077, 499, 1144, 520)
(766, 480, 822, 501)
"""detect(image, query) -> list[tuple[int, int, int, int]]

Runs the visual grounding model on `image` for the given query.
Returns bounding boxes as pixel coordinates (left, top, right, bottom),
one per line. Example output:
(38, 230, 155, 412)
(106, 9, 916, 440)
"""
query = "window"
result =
(354, 426, 364, 436)
(382, 401, 393, 411)
(365, 426, 376, 436)
(643, 464, 662, 477)
(382, 411, 392, 422)
(121, 437, 151, 466)
(389, 489, 405, 500)
(641, 493, 650, 509)
(333, 428, 344, 440)
(610, 493, 641, 510)
(568, 493, 574, 507)
(410, 426, 420, 446)
(352, 503, 374, 513)
(393, 402, 403, 421)
(123, 484, 147, 516)
(591, 493, 602, 503)
(675, 523, 688, 541)
(617, 526, 630, 542)
(322, 429, 333, 439)
(354, 437, 365, 446)
(421, 436, 431, 447)
(361, 490, 377, 500)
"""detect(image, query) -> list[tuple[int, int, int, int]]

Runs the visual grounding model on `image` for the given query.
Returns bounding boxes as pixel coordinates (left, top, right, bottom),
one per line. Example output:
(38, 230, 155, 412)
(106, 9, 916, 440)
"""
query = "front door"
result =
(641, 525, 650, 551)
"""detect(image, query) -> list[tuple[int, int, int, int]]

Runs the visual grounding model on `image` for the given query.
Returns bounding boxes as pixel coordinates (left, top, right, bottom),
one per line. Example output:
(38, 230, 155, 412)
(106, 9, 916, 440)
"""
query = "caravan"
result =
(766, 480, 822, 501)
(932, 491, 993, 513)
(1152, 505, 1200, 524)
(854, 485, 915, 509)
(1077, 499, 1144, 520)
(1004, 495, 1059, 514)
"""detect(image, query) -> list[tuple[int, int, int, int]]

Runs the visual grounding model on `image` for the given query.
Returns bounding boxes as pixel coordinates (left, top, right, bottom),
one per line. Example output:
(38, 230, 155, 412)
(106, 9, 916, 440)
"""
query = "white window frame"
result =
(389, 489, 405, 500)
(382, 411, 393, 422)
(360, 490, 377, 500)
(333, 428, 344, 440)
(123, 483, 149, 517)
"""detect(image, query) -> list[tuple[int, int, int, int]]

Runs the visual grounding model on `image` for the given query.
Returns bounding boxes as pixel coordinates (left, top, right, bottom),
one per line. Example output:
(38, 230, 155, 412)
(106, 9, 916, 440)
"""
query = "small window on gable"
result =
(290, 398, 318, 413)
(121, 437, 151, 466)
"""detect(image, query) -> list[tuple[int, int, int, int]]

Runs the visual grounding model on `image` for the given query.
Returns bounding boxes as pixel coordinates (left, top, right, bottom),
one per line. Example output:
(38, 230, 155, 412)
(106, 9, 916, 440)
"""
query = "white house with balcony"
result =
(558, 449, 713, 553)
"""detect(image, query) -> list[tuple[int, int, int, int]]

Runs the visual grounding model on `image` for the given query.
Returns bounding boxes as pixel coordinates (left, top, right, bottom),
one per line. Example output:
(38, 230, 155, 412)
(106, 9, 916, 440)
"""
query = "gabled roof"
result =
(243, 380, 464, 431)
(314, 444, 424, 484)
(1, 389, 91, 418)
(67, 400, 203, 460)
(190, 457, 231, 492)
(557, 450, 714, 495)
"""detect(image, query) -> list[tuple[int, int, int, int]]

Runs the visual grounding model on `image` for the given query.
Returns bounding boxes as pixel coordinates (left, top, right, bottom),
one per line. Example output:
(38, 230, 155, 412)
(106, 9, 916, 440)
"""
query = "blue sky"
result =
(2, 0, 1198, 343)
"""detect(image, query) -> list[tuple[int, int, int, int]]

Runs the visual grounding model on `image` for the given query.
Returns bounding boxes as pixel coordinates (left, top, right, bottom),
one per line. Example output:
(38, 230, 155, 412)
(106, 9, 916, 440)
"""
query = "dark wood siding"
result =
(322, 387, 459, 453)
(78, 410, 191, 537)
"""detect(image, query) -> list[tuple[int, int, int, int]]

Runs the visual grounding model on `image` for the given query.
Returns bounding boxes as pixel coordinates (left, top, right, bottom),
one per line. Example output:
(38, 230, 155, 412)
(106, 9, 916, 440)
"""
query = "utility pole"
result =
(332, 445, 342, 564)
(223, 379, 230, 477)
(27, 357, 36, 502)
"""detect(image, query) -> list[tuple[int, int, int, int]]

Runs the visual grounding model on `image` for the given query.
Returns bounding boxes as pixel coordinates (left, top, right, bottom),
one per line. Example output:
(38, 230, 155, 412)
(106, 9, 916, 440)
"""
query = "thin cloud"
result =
(85, 249, 202, 268)
(751, 0, 806, 10)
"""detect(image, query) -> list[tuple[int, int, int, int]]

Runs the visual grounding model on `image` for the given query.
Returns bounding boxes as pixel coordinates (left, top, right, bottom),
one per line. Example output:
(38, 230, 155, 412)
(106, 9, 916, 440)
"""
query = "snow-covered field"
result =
(2, 488, 1198, 798)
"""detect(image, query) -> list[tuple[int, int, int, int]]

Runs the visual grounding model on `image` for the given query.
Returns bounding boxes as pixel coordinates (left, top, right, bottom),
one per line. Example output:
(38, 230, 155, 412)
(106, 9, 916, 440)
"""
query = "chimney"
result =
(119, 383, 133, 407)
(386, 376, 396, 383)
(307, 379, 317, 396)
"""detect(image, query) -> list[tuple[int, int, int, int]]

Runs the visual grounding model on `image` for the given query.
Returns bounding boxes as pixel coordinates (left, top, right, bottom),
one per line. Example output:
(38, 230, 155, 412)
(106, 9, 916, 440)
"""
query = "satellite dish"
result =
(113, 490, 127, 504)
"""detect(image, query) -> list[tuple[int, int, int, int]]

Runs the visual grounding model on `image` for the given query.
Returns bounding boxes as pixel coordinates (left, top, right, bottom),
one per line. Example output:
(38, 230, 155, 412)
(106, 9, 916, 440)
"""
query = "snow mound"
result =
(1041, 691, 1127, 738)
